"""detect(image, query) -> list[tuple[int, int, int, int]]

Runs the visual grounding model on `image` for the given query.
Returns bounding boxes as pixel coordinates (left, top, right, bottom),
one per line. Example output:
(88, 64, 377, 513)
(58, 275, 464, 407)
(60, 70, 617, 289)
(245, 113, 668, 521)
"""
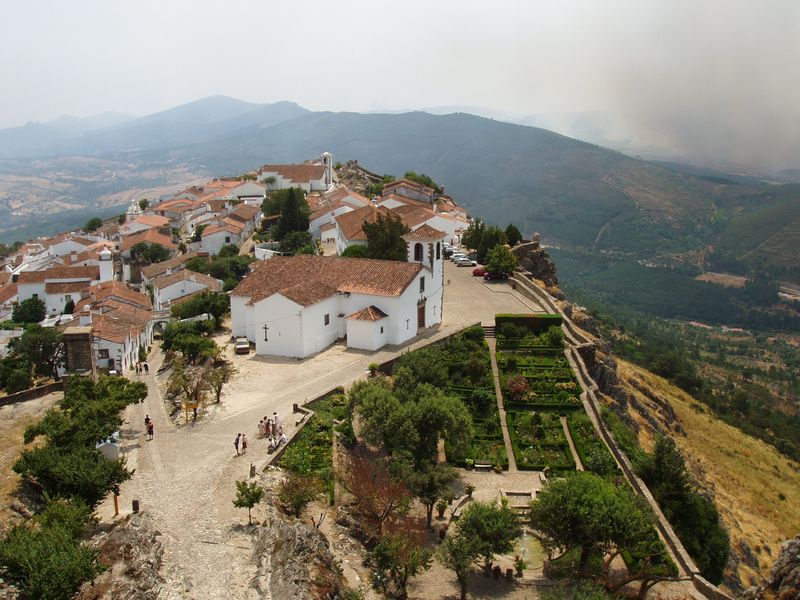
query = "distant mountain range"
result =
(1, 95, 799, 283)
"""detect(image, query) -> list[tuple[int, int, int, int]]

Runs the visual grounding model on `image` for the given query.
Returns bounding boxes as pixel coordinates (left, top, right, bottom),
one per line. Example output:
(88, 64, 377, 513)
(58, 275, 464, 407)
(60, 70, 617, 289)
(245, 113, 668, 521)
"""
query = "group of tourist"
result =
(134, 362, 150, 376)
(258, 412, 287, 453)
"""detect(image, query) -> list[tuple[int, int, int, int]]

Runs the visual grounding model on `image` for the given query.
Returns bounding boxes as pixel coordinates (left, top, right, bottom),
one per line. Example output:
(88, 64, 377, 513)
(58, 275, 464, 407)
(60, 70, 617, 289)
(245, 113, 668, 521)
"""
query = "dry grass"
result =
(0, 393, 61, 528)
(616, 359, 800, 588)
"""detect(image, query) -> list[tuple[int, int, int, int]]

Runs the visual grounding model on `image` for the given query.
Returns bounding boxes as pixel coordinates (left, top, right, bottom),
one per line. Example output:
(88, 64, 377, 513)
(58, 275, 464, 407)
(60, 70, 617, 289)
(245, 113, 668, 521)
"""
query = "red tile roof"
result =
(335, 205, 393, 241)
(74, 281, 152, 313)
(232, 255, 422, 305)
(120, 229, 176, 252)
(0, 283, 18, 304)
(44, 281, 91, 294)
(383, 178, 435, 197)
(346, 305, 388, 321)
(140, 253, 197, 279)
(17, 265, 100, 284)
(227, 203, 260, 222)
(402, 224, 447, 241)
(152, 269, 221, 291)
(202, 222, 242, 237)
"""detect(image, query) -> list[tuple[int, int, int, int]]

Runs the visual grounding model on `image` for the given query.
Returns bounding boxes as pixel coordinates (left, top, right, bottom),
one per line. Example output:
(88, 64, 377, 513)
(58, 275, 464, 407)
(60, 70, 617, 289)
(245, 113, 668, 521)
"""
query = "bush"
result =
(498, 322, 527, 339)
(505, 374, 528, 402)
(461, 325, 485, 341)
(5, 368, 33, 393)
(13, 297, 46, 324)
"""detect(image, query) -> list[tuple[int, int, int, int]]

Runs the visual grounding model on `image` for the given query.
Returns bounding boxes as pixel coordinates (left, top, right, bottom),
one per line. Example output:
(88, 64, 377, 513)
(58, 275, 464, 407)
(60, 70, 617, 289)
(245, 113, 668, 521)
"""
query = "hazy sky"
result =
(1, 0, 798, 170)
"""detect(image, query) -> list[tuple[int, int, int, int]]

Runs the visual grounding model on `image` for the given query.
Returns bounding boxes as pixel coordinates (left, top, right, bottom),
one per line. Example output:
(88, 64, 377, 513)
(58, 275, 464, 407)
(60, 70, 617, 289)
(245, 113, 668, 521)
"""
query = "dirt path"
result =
(486, 337, 517, 472)
(559, 416, 583, 471)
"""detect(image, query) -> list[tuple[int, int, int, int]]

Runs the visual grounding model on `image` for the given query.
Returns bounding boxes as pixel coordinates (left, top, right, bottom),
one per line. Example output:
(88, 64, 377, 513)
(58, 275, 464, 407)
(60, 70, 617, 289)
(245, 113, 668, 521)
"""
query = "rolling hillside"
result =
(614, 359, 800, 591)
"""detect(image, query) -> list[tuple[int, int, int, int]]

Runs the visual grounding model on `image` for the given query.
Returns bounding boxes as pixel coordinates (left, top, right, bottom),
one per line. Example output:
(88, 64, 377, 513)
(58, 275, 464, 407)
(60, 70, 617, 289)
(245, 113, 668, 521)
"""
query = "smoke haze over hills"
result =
(0, 1, 797, 172)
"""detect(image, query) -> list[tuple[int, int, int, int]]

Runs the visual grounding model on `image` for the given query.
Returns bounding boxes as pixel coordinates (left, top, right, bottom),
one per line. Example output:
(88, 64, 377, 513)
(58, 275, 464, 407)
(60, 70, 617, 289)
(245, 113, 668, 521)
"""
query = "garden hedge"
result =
(495, 313, 562, 334)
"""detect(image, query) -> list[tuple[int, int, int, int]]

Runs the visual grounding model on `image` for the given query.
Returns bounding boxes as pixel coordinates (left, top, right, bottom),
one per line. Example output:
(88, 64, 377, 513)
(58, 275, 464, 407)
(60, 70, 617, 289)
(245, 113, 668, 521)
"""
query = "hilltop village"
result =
(0, 155, 790, 600)
(0, 154, 469, 372)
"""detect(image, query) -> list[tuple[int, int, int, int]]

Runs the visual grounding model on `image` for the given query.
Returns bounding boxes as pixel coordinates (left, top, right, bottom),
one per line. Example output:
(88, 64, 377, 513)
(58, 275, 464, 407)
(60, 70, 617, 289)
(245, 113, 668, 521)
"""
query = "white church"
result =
(230, 224, 446, 358)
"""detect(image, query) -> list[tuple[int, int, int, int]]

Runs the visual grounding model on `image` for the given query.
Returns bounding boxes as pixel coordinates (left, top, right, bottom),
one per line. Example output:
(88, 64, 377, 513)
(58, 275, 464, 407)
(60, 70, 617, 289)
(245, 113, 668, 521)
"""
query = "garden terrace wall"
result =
(495, 313, 562, 334)
(511, 273, 734, 600)
(0, 381, 64, 407)
(376, 322, 482, 375)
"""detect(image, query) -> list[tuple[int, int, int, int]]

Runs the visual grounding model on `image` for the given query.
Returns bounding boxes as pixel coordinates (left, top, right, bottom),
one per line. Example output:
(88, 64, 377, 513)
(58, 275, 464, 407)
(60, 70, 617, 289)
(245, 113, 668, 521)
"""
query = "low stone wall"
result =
(0, 381, 64, 407)
(376, 322, 482, 375)
(513, 273, 734, 600)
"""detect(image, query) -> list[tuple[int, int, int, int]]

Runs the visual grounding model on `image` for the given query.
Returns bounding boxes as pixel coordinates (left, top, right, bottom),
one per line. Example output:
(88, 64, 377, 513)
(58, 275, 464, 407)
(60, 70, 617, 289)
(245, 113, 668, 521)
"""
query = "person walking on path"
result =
(144, 414, 151, 428)
(234, 433, 241, 456)
(273, 412, 280, 430)
(143, 362, 150, 375)
(241, 434, 248, 454)
(147, 421, 154, 440)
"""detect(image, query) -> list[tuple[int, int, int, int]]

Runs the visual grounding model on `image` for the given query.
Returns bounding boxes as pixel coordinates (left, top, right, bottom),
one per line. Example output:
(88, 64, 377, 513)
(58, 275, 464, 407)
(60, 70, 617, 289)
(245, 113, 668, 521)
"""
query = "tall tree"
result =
(12, 297, 46, 324)
(85, 217, 103, 232)
(461, 219, 486, 251)
(405, 464, 458, 527)
(11, 324, 64, 380)
(364, 213, 410, 261)
(457, 501, 521, 573)
(505, 223, 523, 247)
(485, 244, 518, 275)
(476, 225, 507, 264)
(368, 523, 433, 600)
(438, 534, 480, 600)
(274, 187, 310, 239)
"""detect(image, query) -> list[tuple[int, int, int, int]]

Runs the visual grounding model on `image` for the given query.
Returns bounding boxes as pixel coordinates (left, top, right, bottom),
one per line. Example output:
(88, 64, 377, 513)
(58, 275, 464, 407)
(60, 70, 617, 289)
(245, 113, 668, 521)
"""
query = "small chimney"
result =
(79, 306, 92, 326)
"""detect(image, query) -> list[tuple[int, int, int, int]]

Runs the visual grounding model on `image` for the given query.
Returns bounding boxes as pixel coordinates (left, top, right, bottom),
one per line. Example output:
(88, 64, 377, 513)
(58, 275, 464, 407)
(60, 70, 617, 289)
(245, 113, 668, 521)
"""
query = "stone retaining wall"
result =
(511, 272, 735, 600)
(0, 381, 64, 407)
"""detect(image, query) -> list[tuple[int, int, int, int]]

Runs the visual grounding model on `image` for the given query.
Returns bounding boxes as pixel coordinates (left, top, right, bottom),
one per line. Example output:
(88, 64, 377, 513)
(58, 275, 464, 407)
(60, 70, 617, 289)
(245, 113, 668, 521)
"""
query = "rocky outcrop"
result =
(512, 240, 560, 292)
(250, 506, 343, 600)
(742, 534, 800, 600)
(75, 512, 164, 600)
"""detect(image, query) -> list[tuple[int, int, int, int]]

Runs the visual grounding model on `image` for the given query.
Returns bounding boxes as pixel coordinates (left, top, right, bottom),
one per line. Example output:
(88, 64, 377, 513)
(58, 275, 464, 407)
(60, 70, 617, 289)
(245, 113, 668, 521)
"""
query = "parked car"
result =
(472, 267, 487, 276)
(234, 337, 251, 354)
(484, 271, 509, 280)
(451, 253, 466, 262)
(443, 248, 454, 259)
(456, 257, 477, 267)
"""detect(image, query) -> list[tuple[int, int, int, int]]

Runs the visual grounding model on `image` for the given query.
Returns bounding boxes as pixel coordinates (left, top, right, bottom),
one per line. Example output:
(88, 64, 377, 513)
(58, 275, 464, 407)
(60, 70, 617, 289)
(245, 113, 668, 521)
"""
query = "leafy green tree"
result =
(505, 223, 523, 247)
(461, 219, 486, 251)
(192, 224, 207, 242)
(637, 436, 729, 583)
(280, 230, 314, 254)
(277, 472, 322, 517)
(138, 198, 149, 210)
(530, 472, 654, 574)
(405, 464, 458, 527)
(438, 534, 480, 600)
(485, 244, 517, 275)
(4, 367, 33, 393)
(12, 297, 46, 324)
(11, 324, 64, 380)
(274, 187, 310, 239)
(368, 528, 433, 600)
(132, 242, 170, 264)
(457, 501, 521, 573)
(364, 213, 410, 261)
(218, 244, 239, 258)
(117, 214, 126, 224)
(340, 244, 369, 258)
(233, 480, 264, 525)
(206, 362, 237, 403)
(171, 291, 230, 329)
(477, 225, 507, 264)
(403, 171, 442, 193)
(161, 320, 213, 352)
(85, 217, 103, 232)
(63, 298, 75, 314)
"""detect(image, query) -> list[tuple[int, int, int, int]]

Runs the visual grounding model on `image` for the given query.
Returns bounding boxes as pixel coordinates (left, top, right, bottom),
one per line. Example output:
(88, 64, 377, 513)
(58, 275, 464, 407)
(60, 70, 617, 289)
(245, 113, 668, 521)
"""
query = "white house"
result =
(256, 154, 333, 192)
(200, 222, 244, 255)
(140, 253, 197, 287)
(333, 204, 393, 255)
(152, 269, 222, 311)
(309, 202, 354, 241)
(16, 265, 102, 316)
(382, 178, 435, 203)
(230, 228, 445, 358)
(230, 181, 266, 205)
(225, 203, 261, 238)
(119, 214, 171, 237)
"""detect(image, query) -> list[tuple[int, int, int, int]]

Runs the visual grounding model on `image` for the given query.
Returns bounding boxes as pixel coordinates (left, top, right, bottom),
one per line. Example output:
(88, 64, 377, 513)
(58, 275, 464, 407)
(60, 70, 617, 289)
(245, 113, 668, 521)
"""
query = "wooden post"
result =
(113, 494, 119, 516)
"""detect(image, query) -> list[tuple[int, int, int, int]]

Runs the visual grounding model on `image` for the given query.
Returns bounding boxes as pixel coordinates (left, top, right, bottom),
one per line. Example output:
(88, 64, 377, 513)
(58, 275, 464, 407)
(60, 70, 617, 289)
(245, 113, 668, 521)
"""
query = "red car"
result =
(472, 267, 486, 277)
(484, 271, 509, 281)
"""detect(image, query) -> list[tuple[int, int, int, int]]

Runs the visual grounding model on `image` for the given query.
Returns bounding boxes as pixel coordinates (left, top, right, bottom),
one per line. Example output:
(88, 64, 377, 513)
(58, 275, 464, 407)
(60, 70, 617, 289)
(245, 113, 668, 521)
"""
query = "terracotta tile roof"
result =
(227, 203, 260, 222)
(320, 222, 336, 232)
(391, 204, 436, 228)
(74, 281, 152, 313)
(206, 199, 228, 213)
(280, 280, 338, 306)
(402, 224, 447, 241)
(221, 217, 246, 230)
(140, 253, 197, 279)
(17, 265, 100, 284)
(155, 198, 193, 211)
(335, 205, 393, 241)
(379, 192, 434, 208)
(346, 305, 388, 321)
(0, 272, 11, 287)
(231, 255, 422, 305)
(323, 187, 369, 206)
(383, 178, 435, 196)
(129, 214, 170, 228)
(45, 281, 91, 294)
(98, 300, 152, 328)
(310, 201, 349, 222)
(152, 269, 221, 292)
(257, 164, 326, 183)
(120, 229, 176, 252)
(0, 283, 18, 304)
(92, 313, 137, 344)
(44, 233, 95, 248)
(202, 222, 242, 237)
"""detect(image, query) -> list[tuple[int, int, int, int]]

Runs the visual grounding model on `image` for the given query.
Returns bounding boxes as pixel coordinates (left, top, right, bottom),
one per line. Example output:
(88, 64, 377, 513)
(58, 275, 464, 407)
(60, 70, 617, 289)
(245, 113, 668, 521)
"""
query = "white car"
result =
(455, 257, 477, 267)
(234, 337, 251, 354)
(451, 253, 466, 262)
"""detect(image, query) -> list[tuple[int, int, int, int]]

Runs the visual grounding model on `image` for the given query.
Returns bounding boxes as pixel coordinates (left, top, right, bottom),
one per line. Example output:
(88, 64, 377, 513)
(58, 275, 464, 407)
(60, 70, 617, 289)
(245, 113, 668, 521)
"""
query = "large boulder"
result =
(743, 534, 800, 600)
(512, 240, 559, 289)
(249, 506, 342, 599)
